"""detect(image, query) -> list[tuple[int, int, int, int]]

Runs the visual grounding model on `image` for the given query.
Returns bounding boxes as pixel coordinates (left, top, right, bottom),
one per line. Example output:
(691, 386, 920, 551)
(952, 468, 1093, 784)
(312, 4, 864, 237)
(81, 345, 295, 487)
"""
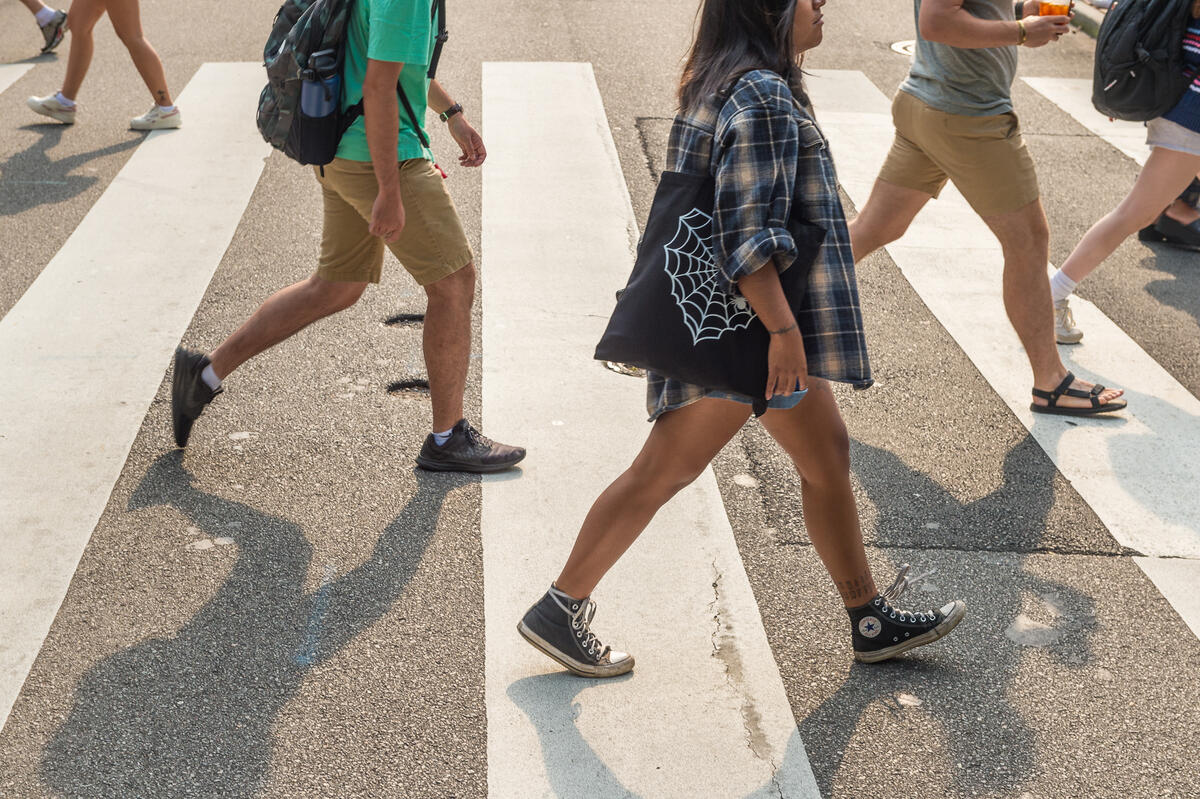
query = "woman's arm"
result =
(738, 259, 808, 399)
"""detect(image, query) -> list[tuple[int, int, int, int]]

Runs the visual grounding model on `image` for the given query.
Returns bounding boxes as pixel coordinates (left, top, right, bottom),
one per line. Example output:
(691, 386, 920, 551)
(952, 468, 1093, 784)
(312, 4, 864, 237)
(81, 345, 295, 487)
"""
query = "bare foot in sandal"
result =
(1031, 371, 1127, 416)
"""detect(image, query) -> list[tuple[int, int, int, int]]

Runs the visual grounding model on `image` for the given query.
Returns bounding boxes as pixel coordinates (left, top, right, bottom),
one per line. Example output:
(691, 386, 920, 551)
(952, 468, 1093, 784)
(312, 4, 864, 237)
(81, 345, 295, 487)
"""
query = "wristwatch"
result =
(439, 103, 463, 123)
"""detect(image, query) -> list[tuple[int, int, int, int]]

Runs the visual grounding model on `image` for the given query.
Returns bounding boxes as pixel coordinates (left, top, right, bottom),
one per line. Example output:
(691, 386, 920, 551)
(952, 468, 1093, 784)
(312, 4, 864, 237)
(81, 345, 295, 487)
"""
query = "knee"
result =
(310, 277, 365, 314)
(628, 453, 705, 501)
(796, 423, 851, 489)
(425, 262, 476, 305)
(116, 31, 147, 49)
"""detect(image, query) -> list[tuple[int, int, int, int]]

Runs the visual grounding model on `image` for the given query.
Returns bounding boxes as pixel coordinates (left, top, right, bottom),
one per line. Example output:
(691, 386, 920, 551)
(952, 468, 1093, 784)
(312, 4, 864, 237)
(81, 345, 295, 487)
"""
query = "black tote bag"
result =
(594, 169, 826, 412)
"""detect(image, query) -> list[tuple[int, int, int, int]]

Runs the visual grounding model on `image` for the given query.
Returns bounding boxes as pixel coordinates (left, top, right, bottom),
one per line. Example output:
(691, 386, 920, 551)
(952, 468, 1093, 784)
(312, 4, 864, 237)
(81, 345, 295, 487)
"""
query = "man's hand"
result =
(1021, 14, 1071, 46)
(370, 186, 405, 242)
(765, 327, 808, 400)
(448, 115, 486, 168)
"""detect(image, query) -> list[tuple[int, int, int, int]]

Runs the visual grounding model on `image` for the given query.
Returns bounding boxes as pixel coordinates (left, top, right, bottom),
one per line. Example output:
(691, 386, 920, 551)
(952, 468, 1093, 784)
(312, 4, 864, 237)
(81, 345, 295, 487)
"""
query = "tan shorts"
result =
(314, 158, 473, 285)
(878, 90, 1040, 217)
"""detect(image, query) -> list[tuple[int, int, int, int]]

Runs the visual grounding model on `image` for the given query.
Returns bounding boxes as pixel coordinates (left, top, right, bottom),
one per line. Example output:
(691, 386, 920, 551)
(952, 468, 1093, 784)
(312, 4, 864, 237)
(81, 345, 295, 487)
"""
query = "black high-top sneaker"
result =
(849, 565, 966, 664)
(518, 585, 634, 678)
(171, 347, 222, 448)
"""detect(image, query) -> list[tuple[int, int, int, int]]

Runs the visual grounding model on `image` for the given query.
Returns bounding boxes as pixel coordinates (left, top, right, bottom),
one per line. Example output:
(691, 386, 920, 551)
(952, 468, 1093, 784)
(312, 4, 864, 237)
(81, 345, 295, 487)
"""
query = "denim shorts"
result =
(1147, 117, 1200, 158)
(707, 385, 809, 411)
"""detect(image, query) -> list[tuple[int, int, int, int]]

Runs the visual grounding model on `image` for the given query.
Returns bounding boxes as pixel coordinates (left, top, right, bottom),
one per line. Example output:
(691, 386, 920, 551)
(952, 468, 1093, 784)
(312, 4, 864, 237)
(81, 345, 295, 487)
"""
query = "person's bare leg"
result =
(207, 274, 366, 380)
(847, 178, 933, 262)
(422, 263, 474, 433)
(554, 398, 752, 599)
(1165, 196, 1200, 225)
(18, 0, 48, 15)
(981, 199, 1124, 410)
(60, 0, 106, 101)
(1060, 149, 1200, 283)
(105, 0, 172, 106)
(758, 380, 877, 607)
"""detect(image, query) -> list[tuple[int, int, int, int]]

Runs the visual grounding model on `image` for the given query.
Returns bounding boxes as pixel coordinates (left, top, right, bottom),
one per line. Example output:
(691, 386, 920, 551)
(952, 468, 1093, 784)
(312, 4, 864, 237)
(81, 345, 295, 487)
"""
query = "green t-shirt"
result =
(336, 0, 435, 163)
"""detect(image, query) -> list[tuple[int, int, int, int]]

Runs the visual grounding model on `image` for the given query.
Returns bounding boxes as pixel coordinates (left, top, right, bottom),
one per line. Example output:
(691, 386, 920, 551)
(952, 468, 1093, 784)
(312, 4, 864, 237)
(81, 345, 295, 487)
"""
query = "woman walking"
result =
(517, 0, 966, 678)
(25, 0, 181, 130)
(1051, 1, 1200, 343)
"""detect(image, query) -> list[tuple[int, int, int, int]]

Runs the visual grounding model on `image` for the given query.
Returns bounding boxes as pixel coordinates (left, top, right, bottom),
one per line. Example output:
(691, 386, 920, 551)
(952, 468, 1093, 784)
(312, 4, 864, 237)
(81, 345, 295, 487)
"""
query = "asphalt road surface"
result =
(1, 1, 1198, 797)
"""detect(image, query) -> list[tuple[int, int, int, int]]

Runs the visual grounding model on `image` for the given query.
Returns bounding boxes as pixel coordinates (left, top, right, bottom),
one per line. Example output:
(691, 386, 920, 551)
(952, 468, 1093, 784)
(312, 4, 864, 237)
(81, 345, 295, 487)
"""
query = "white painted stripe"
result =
(481, 62, 820, 798)
(0, 63, 270, 730)
(0, 63, 33, 96)
(806, 70, 1200, 629)
(1023, 77, 1150, 166)
(1135, 557, 1200, 639)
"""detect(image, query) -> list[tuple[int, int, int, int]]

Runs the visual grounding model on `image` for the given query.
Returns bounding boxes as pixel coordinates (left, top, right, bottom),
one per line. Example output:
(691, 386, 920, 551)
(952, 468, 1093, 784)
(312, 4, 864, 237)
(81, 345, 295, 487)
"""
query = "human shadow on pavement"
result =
(41, 451, 466, 798)
(1142, 249, 1200, 337)
(506, 672, 640, 799)
(794, 435, 1100, 798)
(0, 125, 140, 216)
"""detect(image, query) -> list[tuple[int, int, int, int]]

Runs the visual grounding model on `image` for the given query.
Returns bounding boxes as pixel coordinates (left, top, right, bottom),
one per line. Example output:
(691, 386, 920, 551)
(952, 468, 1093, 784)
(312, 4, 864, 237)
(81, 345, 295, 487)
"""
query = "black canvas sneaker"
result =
(518, 585, 634, 678)
(849, 565, 966, 664)
(415, 418, 525, 474)
(171, 347, 222, 448)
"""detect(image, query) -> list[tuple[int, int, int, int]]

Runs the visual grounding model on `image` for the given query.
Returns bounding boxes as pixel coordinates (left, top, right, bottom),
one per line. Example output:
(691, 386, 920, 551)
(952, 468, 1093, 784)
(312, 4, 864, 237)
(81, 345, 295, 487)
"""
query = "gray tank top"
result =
(899, 0, 1018, 116)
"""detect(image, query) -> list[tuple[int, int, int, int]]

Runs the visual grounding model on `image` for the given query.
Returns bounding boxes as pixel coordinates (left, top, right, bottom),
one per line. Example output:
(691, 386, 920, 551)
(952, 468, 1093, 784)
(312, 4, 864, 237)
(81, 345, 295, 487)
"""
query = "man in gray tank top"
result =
(847, 0, 1128, 417)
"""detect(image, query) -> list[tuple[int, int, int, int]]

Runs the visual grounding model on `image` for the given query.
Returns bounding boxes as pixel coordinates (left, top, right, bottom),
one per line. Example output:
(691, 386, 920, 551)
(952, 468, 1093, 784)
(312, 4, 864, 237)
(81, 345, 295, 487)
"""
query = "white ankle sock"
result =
(1049, 270, 1077, 304)
(157, 104, 176, 112)
(35, 7, 56, 26)
(200, 364, 222, 391)
(432, 428, 453, 446)
(54, 91, 75, 108)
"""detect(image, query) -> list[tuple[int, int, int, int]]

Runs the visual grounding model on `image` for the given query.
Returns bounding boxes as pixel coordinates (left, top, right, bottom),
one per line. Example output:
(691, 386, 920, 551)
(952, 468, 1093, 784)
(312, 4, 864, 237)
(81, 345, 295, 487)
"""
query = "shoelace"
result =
(548, 588, 605, 660)
(463, 423, 493, 449)
(874, 564, 938, 624)
(1057, 302, 1077, 329)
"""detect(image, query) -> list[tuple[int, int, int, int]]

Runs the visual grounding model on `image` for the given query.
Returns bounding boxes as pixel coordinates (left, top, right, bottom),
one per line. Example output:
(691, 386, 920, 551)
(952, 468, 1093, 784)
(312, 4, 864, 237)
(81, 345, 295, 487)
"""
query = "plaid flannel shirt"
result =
(646, 69, 873, 421)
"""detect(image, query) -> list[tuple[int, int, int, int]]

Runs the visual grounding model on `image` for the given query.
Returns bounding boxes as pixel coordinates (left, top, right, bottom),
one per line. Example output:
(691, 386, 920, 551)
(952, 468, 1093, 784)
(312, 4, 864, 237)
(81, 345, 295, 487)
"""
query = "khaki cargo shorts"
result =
(878, 90, 1040, 218)
(314, 157, 473, 285)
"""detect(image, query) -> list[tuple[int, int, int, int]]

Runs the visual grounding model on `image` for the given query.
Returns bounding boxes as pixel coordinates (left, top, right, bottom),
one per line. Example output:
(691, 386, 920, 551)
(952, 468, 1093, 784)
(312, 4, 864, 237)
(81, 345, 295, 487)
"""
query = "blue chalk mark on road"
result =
(294, 562, 337, 668)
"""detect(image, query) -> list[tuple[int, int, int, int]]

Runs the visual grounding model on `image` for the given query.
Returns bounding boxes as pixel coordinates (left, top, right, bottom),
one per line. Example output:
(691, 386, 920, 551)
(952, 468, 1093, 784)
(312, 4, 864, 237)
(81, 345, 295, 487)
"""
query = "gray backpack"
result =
(256, 0, 447, 166)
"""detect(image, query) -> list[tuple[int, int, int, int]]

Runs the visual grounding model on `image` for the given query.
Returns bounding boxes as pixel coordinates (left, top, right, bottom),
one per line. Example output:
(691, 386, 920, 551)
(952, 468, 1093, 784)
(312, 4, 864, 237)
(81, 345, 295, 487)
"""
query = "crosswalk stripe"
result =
(807, 70, 1200, 635)
(0, 62, 270, 732)
(1022, 77, 1150, 166)
(0, 63, 33, 96)
(480, 62, 821, 797)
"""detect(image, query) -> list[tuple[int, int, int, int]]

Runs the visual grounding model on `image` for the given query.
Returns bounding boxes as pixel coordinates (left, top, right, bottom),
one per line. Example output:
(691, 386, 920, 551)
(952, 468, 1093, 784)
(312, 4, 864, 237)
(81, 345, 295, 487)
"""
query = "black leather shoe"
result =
(1153, 214, 1200, 252)
(415, 418, 525, 473)
(171, 347, 221, 448)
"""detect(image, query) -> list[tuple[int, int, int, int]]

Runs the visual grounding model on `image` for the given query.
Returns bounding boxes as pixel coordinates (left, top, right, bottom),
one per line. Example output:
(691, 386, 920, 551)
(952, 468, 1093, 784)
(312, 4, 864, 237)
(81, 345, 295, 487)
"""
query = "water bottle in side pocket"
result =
(300, 48, 341, 118)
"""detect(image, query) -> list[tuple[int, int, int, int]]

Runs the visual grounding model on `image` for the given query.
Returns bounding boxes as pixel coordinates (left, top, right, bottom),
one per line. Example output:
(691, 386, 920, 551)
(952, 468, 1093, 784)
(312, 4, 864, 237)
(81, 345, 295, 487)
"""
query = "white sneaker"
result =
(26, 93, 75, 124)
(1055, 299, 1083, 345)
(131, 106, 182, 131)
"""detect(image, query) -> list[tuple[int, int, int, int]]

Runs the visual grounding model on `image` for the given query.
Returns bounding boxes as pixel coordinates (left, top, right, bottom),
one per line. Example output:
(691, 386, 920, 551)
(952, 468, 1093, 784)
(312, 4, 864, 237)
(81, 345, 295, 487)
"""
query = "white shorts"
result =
(1147, 117, 1200, 157)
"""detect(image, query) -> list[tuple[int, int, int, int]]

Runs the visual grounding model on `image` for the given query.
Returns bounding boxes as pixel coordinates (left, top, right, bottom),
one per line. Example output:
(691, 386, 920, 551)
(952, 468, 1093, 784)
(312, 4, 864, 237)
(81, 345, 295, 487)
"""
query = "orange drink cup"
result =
(1039, 1, 1070, 14)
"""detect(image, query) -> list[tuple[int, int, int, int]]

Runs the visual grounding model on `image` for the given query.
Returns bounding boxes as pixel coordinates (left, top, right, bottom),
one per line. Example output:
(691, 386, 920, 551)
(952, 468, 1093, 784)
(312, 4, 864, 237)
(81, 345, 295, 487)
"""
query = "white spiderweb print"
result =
(663, 208, 756, 344)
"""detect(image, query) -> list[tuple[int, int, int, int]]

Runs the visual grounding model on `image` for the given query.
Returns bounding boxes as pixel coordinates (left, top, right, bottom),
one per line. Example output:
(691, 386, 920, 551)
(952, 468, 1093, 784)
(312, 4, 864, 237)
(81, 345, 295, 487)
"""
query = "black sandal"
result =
(1031, 372, 1127, 416)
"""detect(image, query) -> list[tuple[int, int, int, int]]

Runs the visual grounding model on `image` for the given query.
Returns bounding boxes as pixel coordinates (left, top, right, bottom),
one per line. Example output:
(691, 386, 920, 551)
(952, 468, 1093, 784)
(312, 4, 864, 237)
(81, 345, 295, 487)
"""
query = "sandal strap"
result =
(1031, 372, 1076, 406)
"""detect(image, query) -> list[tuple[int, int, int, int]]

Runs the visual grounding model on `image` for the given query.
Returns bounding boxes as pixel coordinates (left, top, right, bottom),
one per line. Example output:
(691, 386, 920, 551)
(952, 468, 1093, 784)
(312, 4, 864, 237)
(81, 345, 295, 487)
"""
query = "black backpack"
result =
(1092, 0, 1194, 121)
(257, 0, 447, 166)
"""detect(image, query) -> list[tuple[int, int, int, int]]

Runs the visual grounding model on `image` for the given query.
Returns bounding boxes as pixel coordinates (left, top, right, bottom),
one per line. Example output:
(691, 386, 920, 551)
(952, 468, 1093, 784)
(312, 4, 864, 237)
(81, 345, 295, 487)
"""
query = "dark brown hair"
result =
(678, 0, 801, 113)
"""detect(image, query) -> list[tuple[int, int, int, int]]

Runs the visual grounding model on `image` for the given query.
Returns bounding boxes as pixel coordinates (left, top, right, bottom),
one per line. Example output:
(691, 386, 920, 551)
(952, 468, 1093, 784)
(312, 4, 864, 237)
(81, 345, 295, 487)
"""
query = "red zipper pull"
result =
(433, 162, 447, 179)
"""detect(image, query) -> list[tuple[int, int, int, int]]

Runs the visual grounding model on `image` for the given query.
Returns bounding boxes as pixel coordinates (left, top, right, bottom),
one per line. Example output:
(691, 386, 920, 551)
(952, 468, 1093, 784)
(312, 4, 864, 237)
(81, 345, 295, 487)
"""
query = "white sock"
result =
(1049, 270, 1077, 304)
(54, 91, 75, 108)
(200, 364, 222, 391)
(432, 428, 453, 446)
(157, 104, 176, 112)
(35, 7, 56, 26)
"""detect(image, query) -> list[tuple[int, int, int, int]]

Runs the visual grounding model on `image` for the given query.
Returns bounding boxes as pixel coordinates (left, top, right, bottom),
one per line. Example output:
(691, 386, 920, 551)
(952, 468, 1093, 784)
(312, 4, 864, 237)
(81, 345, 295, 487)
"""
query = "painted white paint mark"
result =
(0, 63, 270, 732)
(1022, 77, 1150, 166)
(0, 63, 33, 97)
(733, 473, 760, 489)
(895, 692, 923, 707)
(1134, 557, 1200, 639)
(1005, 614, 1061, 647)
(482, 62, 820, 798)
(806, 69, 1200, 636)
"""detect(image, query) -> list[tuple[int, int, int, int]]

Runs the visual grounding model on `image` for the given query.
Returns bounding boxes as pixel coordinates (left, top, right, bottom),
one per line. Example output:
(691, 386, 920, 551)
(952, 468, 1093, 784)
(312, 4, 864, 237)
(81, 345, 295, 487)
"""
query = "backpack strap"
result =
(427, 0, 448, 80)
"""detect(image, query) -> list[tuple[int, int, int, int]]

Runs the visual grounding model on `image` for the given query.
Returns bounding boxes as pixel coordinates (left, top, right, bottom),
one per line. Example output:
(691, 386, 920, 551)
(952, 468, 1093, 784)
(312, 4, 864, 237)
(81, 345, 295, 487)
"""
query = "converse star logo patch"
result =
(858, 616, 882, 639)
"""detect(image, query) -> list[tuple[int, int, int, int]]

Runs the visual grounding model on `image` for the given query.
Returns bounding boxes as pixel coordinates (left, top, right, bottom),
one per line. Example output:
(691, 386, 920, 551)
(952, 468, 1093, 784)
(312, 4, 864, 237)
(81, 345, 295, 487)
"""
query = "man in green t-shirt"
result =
(170, 0, 525, 473)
